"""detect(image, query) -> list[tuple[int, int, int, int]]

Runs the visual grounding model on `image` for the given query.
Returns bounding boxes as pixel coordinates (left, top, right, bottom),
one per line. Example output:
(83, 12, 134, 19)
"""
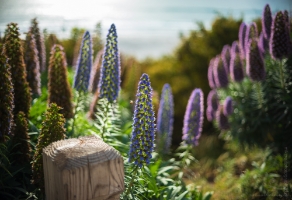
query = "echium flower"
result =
(214, 55, 229, 88)
(216, 107, 230, 130)
(12, 111, 31, 164)
(129, 73, 155, 167)
(223, 96, 233, 116)
(98, 24, 121, 103)
(157, 83, 174, 154)
(24, 28, 41, 97)
(207, 89, 219, 111)
(31, 18, 46, 72)
(230, 49, 244, 82)
(245, 22, 258, 56)
(258, 31, 269, 54)
(246, 39, 266, 81)
(32, 103, 65, 192)
(73, 31, 93, 93)
(231, 41, 240, 54)
(208, 58, 216, 89)
(270, 11, 292, 59)
(48, 45, 74, 119)
(3, 23, 31, 117)
(182, 88, 204, 146)
(262, 4, 272, 40)
(238, 22, 247, 57)
(206, 106, 215, 122)
(0, 52, 14, 142)
(222, 45, 231, 74)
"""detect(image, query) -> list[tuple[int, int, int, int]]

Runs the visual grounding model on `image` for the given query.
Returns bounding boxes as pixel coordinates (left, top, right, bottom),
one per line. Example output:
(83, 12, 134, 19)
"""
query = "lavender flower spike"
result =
(238, 22, 247, 57)
(270, 11, 292, 60)
(98, 24, 121, 103)
(216, 108, 230, 130)
(182, 88, 204, 146)
(207, 89, 219, 111)
(223, 96, 233, 116)
(246, 39, 266, 81)
(157, 83, 174, 154)
(214, 55, 229, 88)
(262, 4, 272, 40)
(230, 51, 244, 82)
(73, 31, 93, 93)
(207, 58, 216, 89)
(222, 45, 231, 74)
(129, 73, 155, 167)
(245, 22, 258, 56)
(206, 106, 215, 122)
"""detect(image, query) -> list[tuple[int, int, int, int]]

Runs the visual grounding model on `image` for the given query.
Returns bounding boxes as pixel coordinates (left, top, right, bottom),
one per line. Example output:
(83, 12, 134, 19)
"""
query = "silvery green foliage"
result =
(182, 88, 204, 146)
(157, 83, 174, 154)
(129, 73, 155, 167)
(73, 31, 93, 93)
(98, 24, 121, 103)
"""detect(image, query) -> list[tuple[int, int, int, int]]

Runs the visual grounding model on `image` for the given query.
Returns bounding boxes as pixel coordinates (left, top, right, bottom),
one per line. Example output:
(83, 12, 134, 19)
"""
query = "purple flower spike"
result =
(206, 106, 215, 122)
(214, 56, 229, 88)
(216, 108, 230, 130)
(182, 88, 204, 146)
(208, 58, 216, 89)
(222, 45, 231, 74)
(270, 11, 292, 60)
(157, 83, 174, 154)
(129, 73, 155, 167)
(246, 39, 266, 81)
(239, 22, 247, 57)
(207, 89, 219, 111)
(231, 41, 240, 54)
(230, 51, 244, 82)
(223, 96, 233, 116)
(258, 31, 269, 54)
(98, 24, 121, 102)
(245, 22, 258, 56)
(262, 4, 272, 40)
(73, 31, 93, 92)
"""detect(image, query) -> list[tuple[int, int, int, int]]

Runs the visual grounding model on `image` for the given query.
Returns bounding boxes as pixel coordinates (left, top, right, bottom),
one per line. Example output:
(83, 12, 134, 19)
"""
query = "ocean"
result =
(0, 0, 291, 60)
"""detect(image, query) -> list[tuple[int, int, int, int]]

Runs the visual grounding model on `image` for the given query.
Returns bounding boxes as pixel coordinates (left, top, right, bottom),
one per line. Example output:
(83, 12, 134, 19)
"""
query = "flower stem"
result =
(125, 166, 139, 196)
(256, 82, 263, 109)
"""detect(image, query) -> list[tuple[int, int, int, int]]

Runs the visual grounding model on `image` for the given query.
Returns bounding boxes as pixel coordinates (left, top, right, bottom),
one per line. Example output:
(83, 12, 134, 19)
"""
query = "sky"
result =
(0, 0, 291, 59)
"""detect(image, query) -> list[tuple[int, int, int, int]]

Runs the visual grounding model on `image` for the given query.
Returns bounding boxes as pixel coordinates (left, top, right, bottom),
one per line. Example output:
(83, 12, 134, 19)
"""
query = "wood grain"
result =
(43, 135, 124, 200)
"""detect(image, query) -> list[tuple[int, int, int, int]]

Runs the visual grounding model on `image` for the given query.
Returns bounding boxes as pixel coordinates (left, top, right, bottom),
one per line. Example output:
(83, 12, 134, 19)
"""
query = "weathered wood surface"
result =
(43, 135, 124, 200)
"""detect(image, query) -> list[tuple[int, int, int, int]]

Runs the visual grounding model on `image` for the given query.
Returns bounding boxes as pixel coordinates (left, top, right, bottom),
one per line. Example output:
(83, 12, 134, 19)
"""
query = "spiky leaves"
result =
(73, 31, 93, 93)
(157, 84, 174, 154)
(3, 23, 31, 117)
(24, 28, 41, 97)
(262, 4, 272, 40)
(246, 39, 266, 81)
(182, 89, 204, 146)
(98, 24, 121, 103)
(270, 11, 292, 60)
(32, 103, 65, 192)
(48, 45, 73, 119)
(0, 53, 14, 142)
(129, 74, 155, 167)
(214, 56, 229, 88)
(31, 18, 46, 72)
(12, 111, 31, 164)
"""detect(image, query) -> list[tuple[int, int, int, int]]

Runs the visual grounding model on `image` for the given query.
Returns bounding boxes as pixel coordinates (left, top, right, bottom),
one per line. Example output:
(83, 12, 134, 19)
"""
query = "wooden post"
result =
(43, 135, 124, 200)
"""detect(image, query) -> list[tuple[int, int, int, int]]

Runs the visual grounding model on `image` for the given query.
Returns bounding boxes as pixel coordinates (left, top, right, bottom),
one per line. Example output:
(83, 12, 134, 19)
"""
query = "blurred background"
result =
(0, 0, 291, 59)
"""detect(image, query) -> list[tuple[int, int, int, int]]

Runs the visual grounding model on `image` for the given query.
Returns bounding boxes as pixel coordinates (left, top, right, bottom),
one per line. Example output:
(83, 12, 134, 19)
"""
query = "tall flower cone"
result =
(214, 55, 229, 88)
(129, 73, 155, 168)
(3, 23, 31, 117)
(0, 52, 14, 142)
(98, 24, 121, 103)
(48, 45, 73, 119)
(24, 28, 41, 97)
(157, 83, 174, 154)
(73, 31, 93, 93)
(262, 4, 272, 40)
(182, 88, 204, 146)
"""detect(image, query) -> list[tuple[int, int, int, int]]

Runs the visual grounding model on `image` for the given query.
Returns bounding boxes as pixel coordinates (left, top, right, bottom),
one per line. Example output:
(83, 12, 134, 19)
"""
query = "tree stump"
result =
(43, 135, 124, 200)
